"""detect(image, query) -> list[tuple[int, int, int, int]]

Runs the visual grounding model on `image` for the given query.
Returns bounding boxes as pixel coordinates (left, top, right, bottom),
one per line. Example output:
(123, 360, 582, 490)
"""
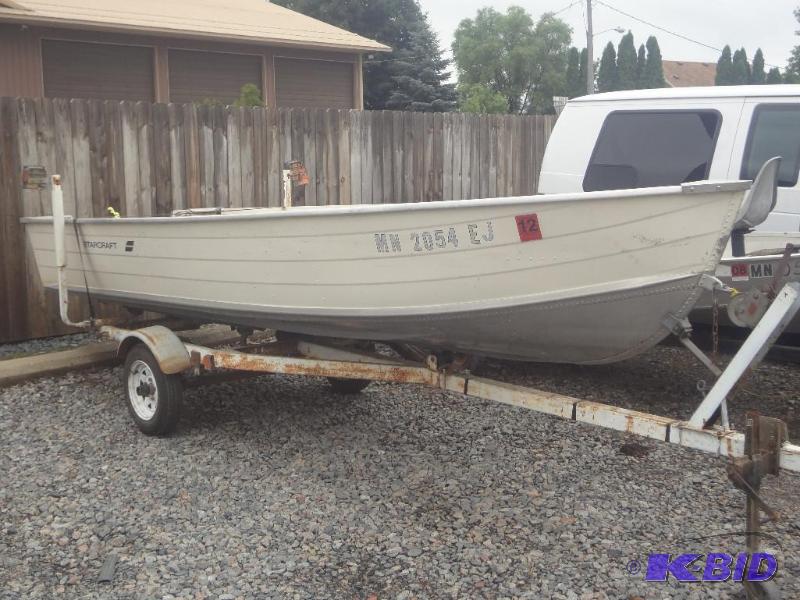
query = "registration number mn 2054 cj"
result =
(372, 213, 543, 255)
(374, 221, 495, 254)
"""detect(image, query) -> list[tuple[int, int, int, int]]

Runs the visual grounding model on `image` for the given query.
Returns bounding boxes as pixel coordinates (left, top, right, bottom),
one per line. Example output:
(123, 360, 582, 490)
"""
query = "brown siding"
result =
(41, 39, 154, 101)
(275, 58, 354, 109)
(169, 49, 262, 105)
(0, 24, 43, 97)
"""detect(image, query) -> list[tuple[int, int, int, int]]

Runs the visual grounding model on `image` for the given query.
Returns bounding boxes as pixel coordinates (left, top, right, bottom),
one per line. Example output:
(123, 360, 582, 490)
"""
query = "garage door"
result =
(169, 50, 262, 105)
(275, 58, 354, 109)
(42, 40, 154, 101)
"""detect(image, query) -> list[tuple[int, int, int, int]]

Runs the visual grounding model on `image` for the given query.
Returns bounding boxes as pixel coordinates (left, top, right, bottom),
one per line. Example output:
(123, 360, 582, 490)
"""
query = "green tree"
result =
(234, 83, 264, 107)
(458, 83, 509, 113)
(788, 8, 800, 79)
(635, 43, 647, 88)
(452, 7, 572, 114)
(766, 67, 783, 84)
(716, 45, 733, 85)
(731, 48, 751, 85)
(643, 36, 665, 88)
(768, 68, 785, 84)
(597, 42, 618, 92)
(751, 48, 766, 84)
(273, 0, 456, 111)
(616, 31, 637, 90)
(528, 13, 573, 113)
(565, 46, 583, 98)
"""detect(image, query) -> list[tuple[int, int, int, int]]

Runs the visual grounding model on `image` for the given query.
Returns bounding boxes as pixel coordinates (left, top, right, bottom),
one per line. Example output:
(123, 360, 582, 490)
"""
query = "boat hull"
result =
(23, 183, 746, 364)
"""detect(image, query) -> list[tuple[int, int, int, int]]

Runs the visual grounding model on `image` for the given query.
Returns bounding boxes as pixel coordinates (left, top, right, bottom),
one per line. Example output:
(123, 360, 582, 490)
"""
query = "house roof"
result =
(662, 60, 717, 88)
(571, 84, 800, 103)
(0, 0, 390, 53)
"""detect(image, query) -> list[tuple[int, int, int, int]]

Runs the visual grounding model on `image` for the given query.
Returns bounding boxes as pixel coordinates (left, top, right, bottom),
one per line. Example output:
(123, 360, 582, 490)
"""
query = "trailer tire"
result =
(123, 344, 183, 436)
(327, 377, 371, 394)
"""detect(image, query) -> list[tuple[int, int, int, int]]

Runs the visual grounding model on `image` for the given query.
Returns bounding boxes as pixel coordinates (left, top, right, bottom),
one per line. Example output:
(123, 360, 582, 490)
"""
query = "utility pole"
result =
(586, 0, 594, 94)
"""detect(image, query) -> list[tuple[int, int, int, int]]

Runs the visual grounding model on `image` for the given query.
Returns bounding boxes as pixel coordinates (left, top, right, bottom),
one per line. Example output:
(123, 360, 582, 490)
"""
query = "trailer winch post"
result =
(688, 282, 800, 428)
(50, 174, 93, 329)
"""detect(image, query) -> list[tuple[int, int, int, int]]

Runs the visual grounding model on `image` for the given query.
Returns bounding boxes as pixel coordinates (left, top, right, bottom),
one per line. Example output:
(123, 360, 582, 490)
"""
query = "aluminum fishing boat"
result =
(22, 181, 750, 364)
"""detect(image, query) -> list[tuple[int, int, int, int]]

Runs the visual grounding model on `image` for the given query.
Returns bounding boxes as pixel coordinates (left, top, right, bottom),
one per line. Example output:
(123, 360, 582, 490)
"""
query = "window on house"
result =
(741, 105, 800, 187)
(168, 49, 262, 105)
(42, 40, 154, 102)
(583, 110, 721, 192)
(275, 58, 354, 109)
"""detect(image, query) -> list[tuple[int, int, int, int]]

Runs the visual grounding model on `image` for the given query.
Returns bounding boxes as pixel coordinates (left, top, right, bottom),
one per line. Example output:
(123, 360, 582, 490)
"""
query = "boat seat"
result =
(734, 156, 781, 230)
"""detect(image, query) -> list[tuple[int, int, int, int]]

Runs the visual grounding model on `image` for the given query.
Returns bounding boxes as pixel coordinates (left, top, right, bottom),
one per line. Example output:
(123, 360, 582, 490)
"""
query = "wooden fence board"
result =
(226, 107, 242, 208)
(240, 107, 255, 208)
(69, 100, 92, 218)
(120, 102, 140, 216)
(0, 97, 554, 342)
(380, 111, 393, 204)
(349, 110, 362, 205)
(402, 111, 414, 205)
(338, 110, 352, 205)
(167, 104, 186, 211)
(153, 103, 172, 215)
(265, 108, 280, 207)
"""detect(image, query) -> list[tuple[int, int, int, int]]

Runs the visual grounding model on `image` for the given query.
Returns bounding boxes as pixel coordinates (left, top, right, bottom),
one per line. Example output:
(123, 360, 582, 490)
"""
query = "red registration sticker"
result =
(515, 213, 543, 242)
(730, 263, 749, 282)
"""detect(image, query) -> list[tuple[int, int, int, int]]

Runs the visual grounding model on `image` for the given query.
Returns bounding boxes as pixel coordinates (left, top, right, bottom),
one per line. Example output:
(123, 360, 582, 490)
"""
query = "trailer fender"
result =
(114, 326, 191, 375)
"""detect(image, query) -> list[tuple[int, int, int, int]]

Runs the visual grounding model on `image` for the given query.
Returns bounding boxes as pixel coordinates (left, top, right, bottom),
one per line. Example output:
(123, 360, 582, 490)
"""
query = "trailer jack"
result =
(728, 412, 785, 600)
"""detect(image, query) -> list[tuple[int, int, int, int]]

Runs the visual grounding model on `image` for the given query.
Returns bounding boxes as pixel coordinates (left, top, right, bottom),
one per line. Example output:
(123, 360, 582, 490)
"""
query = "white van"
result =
(538, 85, 800, 234)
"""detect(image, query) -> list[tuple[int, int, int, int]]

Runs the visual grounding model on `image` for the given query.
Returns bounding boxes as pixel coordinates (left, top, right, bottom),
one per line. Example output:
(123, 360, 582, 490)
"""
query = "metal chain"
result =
(712, 288, 720, 365)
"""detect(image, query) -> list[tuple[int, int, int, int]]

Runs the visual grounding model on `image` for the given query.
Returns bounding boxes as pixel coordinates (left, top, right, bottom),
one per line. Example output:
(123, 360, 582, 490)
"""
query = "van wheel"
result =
(123, 344, 183, 436)
(327, 377, 371, 394)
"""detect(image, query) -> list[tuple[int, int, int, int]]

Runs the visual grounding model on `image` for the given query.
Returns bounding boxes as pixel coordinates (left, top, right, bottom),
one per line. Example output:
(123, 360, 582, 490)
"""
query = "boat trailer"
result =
(41, 170, 800, 473)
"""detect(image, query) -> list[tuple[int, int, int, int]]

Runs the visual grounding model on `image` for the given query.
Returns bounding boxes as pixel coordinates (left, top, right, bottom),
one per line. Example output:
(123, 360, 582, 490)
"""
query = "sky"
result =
(420, 0, 799, 71)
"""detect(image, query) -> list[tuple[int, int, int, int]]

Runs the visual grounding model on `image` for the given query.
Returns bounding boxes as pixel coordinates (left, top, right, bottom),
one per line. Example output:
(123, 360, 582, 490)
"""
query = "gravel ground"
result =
(0, 333, 95, 360)
(1, 339, 799, 599)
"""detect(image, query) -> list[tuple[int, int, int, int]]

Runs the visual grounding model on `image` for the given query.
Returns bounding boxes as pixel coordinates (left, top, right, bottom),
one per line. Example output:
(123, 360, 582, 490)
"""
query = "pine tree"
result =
(732, 48, 751, 85)
(565, 47, 583, 98)
(716, 45, 733, 85)
(766, 67, 783, 84)
(616, 32, 637, 90)
(751, 48, 766, 84)
(385, 23, 457, 111)
(274, 0, 456, 111)
(635, 44, 647, 88)
(597, 42, 618, 92)
(644, 36, 665, 88)
(579, 47, 589, 94)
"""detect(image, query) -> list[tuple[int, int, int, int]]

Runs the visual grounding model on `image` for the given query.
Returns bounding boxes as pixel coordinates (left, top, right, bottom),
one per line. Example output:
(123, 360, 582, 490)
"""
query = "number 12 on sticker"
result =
(515, 214, 543, 242)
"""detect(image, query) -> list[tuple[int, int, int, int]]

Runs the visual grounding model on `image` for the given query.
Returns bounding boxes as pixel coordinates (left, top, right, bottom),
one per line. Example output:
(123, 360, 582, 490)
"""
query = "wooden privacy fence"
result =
(0, 97, 555, 343)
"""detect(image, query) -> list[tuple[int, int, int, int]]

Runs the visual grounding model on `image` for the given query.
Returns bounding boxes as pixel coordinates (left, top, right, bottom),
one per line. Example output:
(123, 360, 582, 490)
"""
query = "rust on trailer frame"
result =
(184, 343, 448, 387)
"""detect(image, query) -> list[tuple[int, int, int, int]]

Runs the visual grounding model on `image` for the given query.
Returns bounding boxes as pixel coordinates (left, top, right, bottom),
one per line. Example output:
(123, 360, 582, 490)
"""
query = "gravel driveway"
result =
(1, 340, 799, 599)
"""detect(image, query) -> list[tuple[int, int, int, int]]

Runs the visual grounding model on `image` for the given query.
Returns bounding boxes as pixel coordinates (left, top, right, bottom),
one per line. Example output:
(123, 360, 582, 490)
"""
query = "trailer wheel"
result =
(327, 377, 371, 394)
(123, 344, 183, 436)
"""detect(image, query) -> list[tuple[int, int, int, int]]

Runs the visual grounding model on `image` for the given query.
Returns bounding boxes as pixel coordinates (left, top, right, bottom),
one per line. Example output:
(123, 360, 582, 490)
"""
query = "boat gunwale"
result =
(20, 181, 751, 226)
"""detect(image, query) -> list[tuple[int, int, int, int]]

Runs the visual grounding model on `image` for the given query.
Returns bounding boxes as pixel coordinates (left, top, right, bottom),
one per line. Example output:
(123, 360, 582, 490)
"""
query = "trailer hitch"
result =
(728, 412, 786, 600)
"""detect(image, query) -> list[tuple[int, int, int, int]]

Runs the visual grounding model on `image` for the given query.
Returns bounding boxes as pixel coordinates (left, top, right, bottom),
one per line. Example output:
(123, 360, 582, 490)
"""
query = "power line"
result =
(553, 0, 581, 16)
(594, 0, 781, 69)
(594, 0, 721, 52)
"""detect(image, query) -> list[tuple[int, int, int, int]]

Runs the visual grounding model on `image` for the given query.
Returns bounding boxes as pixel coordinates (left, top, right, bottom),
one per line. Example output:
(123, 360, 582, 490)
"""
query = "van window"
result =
(741, 105, 800, 187)
(583, 111, 721, 192)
